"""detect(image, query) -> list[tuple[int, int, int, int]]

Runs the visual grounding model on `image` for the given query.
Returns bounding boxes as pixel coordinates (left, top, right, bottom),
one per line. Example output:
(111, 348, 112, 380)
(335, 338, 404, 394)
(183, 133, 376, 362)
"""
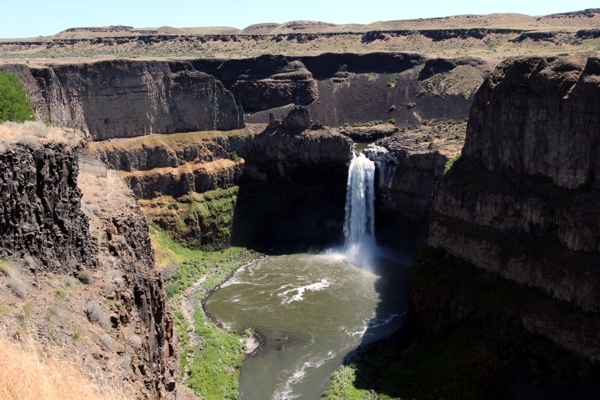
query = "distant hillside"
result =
(0, 9, 599, 61)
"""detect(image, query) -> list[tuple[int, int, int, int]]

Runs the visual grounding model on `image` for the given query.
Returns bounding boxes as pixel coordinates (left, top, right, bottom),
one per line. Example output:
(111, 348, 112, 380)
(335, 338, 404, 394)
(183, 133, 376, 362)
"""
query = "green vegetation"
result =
(230, 151, 240, 161)
(352, 120, 383, 128)
(149, 186, 239, 251)
(148, 222, 258, 399)
(324, 246, 596, 400)
(77, 269, 93, 284)
(406, 102, 416, 109)
(186, 308, 245, 400)
(55, 288, 68, 300)
(386, 73, 398, 87)
(0, 71, 35, 123)
(417, 81, 434, 96)
(444, 152, 463, 173)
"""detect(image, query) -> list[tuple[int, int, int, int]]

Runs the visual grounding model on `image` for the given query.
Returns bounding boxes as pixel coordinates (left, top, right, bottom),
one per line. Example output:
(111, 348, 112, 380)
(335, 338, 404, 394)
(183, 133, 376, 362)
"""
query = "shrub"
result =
(389, 105, 396, 112)
(55, 288, 68, 300)
(0, 259, 15, 276)
(73, 326, 83, 340)
(127, 334, 142, 348)
(22, 302, 34, 318)
(389, 118, 396, 125)
(22, 121, 48, 138)
(15, 135, 38, 149)
(65, 276, 78, 287)
(0, 70, 35, 123)
(230, 151, 240, 162)
(101, 333, 113, 350)
(167, 202, 179, 210)
(8, 276, 26, 298)
(407, 102, 416, 109)
(444, 153, 463, 173)
(86, 300, 110, 329)
(386, 73, 398, 87)
(78, 270, 93, 284)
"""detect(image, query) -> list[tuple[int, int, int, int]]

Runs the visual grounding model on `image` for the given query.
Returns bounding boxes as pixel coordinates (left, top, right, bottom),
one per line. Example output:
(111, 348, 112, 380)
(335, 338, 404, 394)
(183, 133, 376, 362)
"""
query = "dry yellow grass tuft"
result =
(0, 334, 131, 400)
(0, 121, 83, 148)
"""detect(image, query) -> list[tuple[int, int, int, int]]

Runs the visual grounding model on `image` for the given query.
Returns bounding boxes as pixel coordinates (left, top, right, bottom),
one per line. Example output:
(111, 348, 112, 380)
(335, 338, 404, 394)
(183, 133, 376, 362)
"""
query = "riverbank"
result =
(147, 222, 261, 400)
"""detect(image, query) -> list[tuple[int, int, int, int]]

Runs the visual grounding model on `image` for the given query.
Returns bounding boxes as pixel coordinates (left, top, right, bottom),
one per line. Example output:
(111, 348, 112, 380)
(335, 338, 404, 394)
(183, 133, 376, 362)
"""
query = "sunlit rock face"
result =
(1, 60, 244, 140)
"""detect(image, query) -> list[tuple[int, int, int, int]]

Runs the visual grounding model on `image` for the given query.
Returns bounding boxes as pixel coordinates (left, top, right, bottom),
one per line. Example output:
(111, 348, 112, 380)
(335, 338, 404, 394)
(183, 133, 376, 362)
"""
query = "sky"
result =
(1, 0, 598, 39)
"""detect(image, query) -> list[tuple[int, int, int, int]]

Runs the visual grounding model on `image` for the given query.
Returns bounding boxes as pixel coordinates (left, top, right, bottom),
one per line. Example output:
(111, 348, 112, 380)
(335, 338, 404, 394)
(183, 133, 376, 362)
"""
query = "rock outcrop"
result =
(0, 140, 96, 272)
(0, 135, 177, 398)
(230, 56, 317, 111)
(231, 122, 352, 186)
(364, 122, 465, 224)
(1, 60, 244, 141)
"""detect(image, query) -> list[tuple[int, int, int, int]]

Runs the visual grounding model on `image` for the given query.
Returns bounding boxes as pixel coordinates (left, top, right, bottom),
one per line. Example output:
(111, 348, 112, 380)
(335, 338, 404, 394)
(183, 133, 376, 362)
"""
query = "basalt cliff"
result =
(2, 52, 489, 141)
(347, 54, 600, 399)
(0, 134, 178, 399)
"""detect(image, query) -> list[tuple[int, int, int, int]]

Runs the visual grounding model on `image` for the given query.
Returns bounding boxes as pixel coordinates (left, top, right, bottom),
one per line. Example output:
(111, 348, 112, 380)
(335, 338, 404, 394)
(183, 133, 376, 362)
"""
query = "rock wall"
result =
(0, 138, 177, 398)
(230, 123, 352, 186)
(0, 141, 96, 272)
(412, 54, 600, 361)
(1, 60, 244, 141)
(464, 55, 600, 189)
(362, 123, 464, 249)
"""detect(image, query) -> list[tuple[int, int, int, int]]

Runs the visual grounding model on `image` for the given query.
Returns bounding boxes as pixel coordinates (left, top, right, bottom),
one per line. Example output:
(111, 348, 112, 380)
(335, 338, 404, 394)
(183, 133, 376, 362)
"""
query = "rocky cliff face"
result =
(365, 123, 464, 222)
(0, 135, 177, 398)
(230, 122, 352, 186)
(230, 56, 317, 111)
(413, 54, 600, 361)
(464, 54, 600, 189)
(0, 140, 96, 272)
(1, 60, 244, 141)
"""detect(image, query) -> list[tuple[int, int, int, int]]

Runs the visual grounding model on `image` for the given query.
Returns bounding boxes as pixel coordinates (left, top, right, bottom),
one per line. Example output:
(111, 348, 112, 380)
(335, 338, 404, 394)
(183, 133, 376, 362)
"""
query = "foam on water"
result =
(277, 279, 330, 304)
(273, 351, 337, 400)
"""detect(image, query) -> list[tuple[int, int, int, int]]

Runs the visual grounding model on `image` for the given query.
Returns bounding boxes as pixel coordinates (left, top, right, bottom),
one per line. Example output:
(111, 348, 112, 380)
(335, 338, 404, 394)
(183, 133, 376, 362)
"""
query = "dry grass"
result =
(0, 334, 130, 400)
(0, 121, 82, 148)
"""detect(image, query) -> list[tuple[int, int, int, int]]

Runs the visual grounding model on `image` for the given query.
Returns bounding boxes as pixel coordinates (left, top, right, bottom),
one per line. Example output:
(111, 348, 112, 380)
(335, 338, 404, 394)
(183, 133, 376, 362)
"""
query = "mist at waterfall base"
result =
(324, 152, 394, 272)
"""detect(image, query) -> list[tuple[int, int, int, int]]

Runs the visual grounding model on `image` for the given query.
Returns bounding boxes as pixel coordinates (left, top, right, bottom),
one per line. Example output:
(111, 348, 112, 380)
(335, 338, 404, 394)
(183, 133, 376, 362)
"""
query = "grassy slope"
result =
(148, 221, 258, 400)
(143, 186, 240, 251)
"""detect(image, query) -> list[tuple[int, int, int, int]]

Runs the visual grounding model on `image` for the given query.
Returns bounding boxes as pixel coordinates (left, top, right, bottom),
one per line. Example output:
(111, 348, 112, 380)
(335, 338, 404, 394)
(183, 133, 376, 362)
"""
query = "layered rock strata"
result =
(415, 54, 600, 361)
(1, 60, 244, 141)
(364, 123, 465, 222)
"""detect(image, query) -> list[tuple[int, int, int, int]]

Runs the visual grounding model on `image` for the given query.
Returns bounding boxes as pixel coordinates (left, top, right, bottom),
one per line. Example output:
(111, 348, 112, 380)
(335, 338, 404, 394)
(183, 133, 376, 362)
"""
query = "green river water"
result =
(205, 250, 413, 399)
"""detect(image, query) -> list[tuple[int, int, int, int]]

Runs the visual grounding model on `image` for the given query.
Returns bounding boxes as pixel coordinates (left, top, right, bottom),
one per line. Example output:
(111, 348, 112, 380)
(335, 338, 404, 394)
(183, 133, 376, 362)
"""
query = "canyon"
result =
(1, 10, 600, 400)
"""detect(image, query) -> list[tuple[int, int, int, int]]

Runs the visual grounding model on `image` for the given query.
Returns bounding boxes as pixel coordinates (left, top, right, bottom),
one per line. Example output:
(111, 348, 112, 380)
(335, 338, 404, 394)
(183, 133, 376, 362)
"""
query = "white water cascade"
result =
(335, 151, 379, 270)
(344, 152, 376, 244)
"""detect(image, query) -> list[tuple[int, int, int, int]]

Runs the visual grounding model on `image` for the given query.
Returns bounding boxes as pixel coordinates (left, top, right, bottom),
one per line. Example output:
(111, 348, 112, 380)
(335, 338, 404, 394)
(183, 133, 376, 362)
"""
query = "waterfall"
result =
(344, 152, 376, 245)
(326, 151, 378, 271)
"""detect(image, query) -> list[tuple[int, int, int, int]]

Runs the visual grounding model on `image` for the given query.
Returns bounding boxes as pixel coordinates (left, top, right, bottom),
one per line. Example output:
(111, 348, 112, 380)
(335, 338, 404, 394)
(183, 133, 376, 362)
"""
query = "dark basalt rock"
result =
(0, 142, 96, 272)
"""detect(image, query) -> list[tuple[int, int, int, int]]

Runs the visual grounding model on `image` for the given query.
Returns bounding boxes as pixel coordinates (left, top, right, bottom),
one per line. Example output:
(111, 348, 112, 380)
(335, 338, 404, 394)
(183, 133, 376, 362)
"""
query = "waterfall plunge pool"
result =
(205, 251, 413, 399)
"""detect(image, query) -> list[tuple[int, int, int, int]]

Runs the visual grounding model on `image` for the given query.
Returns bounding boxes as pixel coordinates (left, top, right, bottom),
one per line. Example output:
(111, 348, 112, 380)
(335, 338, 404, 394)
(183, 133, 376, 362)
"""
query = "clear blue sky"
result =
(1, 0, 598, 38)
